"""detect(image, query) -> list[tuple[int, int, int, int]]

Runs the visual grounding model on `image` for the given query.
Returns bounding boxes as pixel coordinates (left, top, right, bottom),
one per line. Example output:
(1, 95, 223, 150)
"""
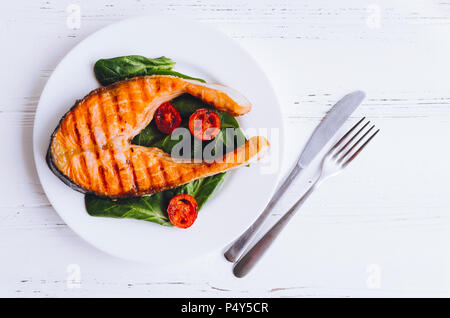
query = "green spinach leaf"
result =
(171, 94, 211, 117)
(131, 122, 165, 147)
(85, 172, 226, 225)
(85, 192, 172, 226)
(193, 173, 226, 209)
(94, 55, 205, 85)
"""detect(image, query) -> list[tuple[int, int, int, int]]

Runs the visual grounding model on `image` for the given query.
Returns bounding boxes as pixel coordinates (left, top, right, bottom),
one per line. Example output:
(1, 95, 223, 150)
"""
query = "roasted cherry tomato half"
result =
(188, 108, 221, 141)
(167, 194, 199, 229)
(154, 101, 181, 134)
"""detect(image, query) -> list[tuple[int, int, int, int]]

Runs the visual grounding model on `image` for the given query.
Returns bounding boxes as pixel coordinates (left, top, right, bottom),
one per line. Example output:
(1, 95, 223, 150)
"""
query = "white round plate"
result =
(33, 16, 284, 264)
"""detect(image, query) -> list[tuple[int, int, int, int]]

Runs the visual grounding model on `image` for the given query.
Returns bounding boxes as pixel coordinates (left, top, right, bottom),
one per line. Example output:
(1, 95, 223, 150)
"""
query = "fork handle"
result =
(233, 182, 317, 278)
(224, 164, 303, 262)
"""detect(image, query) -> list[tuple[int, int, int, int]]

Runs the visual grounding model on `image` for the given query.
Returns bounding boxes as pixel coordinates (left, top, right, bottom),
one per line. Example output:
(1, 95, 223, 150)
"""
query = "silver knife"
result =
(224, 90, 366, 262)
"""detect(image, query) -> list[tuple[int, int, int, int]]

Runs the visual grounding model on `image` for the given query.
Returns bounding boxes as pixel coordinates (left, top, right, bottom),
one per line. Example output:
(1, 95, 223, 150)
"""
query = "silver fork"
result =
(233, 117, 380, 277)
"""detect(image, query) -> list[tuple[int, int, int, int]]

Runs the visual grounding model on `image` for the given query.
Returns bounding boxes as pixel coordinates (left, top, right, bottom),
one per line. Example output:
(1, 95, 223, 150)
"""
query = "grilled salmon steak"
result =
(47, 75, 270, 198)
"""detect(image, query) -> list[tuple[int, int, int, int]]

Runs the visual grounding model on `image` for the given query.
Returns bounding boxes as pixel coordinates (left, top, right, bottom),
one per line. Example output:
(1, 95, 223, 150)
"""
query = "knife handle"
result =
(233, 182, 316, 277)
(224, 164, 303, 262)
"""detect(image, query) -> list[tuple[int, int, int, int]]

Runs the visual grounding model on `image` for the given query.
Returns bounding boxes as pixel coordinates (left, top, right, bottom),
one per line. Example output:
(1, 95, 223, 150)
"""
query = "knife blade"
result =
(298, 90, 365, 168)
(224, 90, 365, 262)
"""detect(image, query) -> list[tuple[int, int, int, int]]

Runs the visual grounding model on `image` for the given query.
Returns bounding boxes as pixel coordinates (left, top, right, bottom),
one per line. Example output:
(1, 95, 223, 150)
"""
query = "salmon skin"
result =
(47, 75, 270, 198)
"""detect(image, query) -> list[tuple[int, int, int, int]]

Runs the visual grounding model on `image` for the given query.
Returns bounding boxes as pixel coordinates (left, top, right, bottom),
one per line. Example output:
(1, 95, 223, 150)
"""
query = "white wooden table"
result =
(1, 0, 450, 297)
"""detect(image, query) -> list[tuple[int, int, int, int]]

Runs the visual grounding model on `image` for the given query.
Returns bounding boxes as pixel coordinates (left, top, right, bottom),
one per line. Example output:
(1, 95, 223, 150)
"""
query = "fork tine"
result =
(330, 117, 366, 153)
(334, 120, 370, 158)
(342, 128, 380, 167)
(338, 124, 375, 162)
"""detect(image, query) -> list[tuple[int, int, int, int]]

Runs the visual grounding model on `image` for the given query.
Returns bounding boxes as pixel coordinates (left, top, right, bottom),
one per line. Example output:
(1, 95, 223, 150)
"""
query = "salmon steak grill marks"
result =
(47, 75, 270, 198)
